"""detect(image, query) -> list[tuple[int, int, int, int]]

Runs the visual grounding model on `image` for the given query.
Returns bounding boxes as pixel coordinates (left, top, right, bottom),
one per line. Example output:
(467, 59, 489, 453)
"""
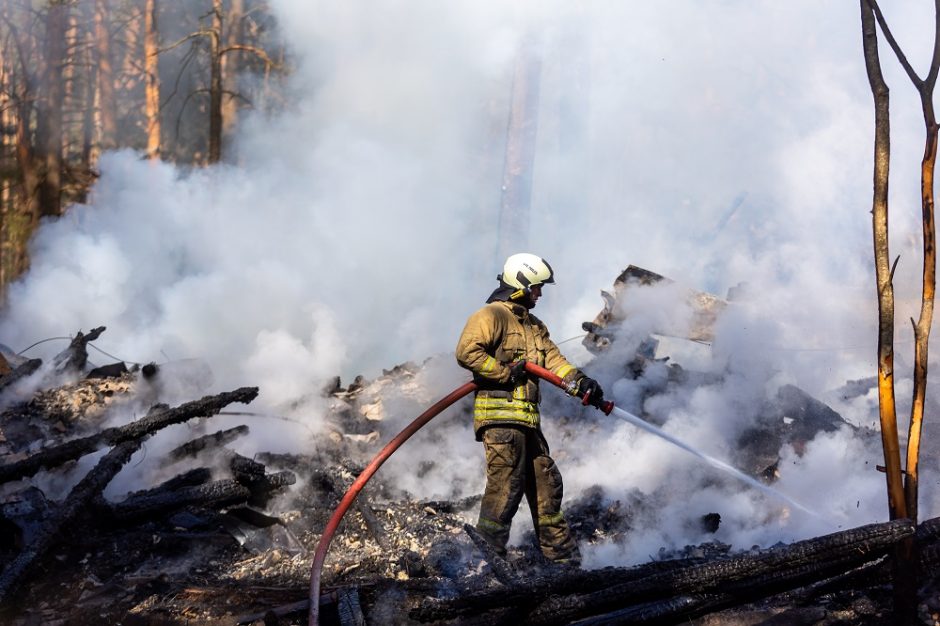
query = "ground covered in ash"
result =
(1, 337, 940, 626)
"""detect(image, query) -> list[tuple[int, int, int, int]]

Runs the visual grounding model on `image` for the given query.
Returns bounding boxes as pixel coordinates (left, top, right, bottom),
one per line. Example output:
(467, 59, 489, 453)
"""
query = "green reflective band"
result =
(555, 364, 575, 380)
(538, 512, 566, 527)
(478, 517, 507, 532)
(481, 356, 497, 374)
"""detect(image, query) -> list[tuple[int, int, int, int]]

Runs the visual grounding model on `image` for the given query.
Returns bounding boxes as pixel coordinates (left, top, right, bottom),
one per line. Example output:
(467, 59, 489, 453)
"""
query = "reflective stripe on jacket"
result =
(455, 300, 581, 437)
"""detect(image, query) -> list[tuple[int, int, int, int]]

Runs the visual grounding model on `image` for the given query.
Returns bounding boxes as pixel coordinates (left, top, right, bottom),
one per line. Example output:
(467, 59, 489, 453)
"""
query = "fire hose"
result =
(307, 361, 612, 625)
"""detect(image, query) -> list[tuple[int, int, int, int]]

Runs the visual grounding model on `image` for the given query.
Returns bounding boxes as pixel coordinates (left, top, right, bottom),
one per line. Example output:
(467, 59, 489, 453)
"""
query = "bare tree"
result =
(860, 0, 940, 619)
(865, 0, 940, 525)
(860, 1, 906, 523)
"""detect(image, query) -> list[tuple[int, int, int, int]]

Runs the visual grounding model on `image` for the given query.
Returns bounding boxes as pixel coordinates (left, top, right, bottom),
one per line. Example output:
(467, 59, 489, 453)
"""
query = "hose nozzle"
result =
(581, 390, 614, 415)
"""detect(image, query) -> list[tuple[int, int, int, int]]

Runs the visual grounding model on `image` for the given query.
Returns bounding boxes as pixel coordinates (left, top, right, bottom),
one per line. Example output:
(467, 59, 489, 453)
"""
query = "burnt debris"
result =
(0, 306, 938, 626)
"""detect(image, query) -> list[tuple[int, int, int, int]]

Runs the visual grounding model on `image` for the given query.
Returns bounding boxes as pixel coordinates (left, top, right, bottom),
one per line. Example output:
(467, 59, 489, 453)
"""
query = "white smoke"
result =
(2, 0, 939, 563)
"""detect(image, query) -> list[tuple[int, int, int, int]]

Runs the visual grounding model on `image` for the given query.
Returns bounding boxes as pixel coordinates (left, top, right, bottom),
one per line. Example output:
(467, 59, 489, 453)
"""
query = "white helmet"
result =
(500, 253, 555, 292)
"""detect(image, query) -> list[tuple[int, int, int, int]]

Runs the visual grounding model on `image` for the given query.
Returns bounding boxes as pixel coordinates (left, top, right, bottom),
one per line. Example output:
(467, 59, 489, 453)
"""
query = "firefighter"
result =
(455, 252, 604, 566)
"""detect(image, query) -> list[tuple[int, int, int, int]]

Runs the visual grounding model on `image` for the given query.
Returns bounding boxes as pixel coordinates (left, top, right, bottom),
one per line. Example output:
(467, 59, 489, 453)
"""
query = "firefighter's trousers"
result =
(476, 425, 580, 563)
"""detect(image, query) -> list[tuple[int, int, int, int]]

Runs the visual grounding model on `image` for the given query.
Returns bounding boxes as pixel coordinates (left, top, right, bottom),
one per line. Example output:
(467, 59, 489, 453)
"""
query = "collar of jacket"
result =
(496, 300, 529, 319)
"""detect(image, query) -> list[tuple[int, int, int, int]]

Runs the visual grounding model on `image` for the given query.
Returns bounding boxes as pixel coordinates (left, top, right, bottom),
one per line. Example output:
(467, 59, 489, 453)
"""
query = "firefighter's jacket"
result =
(455, 300, 582, 438)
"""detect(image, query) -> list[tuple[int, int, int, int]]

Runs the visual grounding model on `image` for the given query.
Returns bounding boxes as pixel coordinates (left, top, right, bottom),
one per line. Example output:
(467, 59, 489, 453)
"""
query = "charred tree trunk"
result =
(864, 0, 940, 529)
(906, 48, 938, 530)
(862, 1, 940, 619)
(0, 386, 259, 484)
(861, 1, 907, 522)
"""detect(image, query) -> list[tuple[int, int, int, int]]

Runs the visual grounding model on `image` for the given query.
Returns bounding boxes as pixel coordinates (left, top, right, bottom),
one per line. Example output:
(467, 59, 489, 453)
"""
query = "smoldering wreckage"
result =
(2, 267, 940, 626)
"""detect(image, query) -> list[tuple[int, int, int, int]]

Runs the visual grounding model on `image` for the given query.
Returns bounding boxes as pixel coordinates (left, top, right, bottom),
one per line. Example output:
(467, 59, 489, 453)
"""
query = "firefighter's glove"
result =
(578, 377, 604, 406)
(508, 360, 528, 385)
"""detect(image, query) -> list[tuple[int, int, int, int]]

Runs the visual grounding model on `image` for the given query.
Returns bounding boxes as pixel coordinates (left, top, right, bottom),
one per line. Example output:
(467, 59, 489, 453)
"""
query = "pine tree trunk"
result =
(94, 0, 117, 149)
(208, 0, 223, 163)
(37, 0, 67, 218)
(144, 0, 160, 159)
(221, 0, 243, 144)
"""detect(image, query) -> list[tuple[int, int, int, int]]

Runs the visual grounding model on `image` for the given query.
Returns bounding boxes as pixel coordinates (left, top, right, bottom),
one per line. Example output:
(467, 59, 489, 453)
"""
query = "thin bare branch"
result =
(866, 0, 924, 88)
(220, 43, 278, 68)
(158, 29, 211, 56)
(929, 0, 940, 89)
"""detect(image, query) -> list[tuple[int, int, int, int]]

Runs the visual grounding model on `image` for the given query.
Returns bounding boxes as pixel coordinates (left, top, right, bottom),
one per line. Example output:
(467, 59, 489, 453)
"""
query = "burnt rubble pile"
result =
(1, 270, 940, 625)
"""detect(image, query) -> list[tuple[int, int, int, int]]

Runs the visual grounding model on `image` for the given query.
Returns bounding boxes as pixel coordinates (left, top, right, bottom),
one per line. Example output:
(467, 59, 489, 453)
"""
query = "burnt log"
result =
(524, 518, 914, 625)
(556, 518, 940, 626)
(0, 439, 140, 602)
(464, 523, 517, 585)
(140, 467, 214, 493)
(163, 425, 250, 465)
(85, 362, 128, 379)
(337, 587, 366, 626)
(228, 453, 296, 506)
(230, 452, 266, 485)
(107, 478, 252, 523)
(0, 387, 259, 484)
(415, 518, 913, 624)
(0, 359, 42, 394)
(413, 557, 709, 622)
(95, 467, 213, 518)
(356, 496, 389, 550)
(52, 326, 106, 374)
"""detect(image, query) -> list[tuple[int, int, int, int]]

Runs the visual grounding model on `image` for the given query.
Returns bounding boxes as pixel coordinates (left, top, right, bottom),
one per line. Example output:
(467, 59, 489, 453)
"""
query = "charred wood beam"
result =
(228, 453, 296, 506)
(523, 518, 914, 625)
(163, 425, 250, 465)
(421, 494, 483, 514)
(141, 467, 214, 493)
(307, 462, 386, 547)
(106, 468, 295, 524)
(356, 496, 388, 550)
(337, 587, 366, 626)
(235, 594, 338, 625)
(0, 358, 42, 394)
(464, 523, 517, 585)
(95, 466, 213, 517)
(568, 554, 894, 625)
(0, 387, 259, 484)
(916, 514, 940, 542)
(416, 518, 914, 624)
(52, 326, 106, 374)
(106, 478, 252, 523)
(0, 439, 140, 602)
(414, 558, 710, 621)
(230, 452, 266, 485)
